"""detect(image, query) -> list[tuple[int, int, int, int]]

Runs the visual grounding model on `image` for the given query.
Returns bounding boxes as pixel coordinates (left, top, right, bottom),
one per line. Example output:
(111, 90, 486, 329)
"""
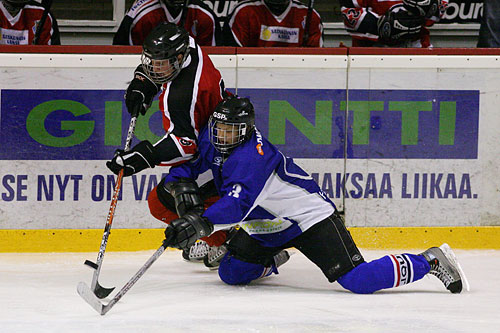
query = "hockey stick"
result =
(33, 0, 53, 45)
(83, 106, 140, 299)
(302, 0, 315, 47)
(78, 237, 172, 315)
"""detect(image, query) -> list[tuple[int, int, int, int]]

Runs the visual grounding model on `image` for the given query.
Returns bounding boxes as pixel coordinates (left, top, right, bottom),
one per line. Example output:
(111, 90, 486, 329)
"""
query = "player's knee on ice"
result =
(218, 254, 271, 285)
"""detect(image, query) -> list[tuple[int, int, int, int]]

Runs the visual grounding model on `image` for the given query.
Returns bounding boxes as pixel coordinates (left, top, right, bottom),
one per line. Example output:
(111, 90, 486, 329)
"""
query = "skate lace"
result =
(429, 263, 454, 287)
(189, 241, 209, 259)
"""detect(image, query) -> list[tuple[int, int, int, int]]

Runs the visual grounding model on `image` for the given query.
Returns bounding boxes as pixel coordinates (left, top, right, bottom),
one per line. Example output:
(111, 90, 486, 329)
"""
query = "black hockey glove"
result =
(377, 8, 424, 45)
(164, 178, 204, 217)
(403, 0, 439, 18)
(125, 65, 160, 116)
(164, 211, 214, 250)
(106, 140, 158, 177)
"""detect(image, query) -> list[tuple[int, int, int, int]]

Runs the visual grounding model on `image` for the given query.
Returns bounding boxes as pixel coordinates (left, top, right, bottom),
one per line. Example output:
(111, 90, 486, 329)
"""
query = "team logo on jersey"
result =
(255, 130, 264, 155)
(342, 8, 362, 29)
(0, 28, 29, 45)
(256, 143, 264, 155)
(262, 27, 272, 41)
(213, 156, 223, 166)
(191, 20, 198, 37)
(179, 138, 193, 146)
(32, 20, 40, 35)
(130, 0, 149, 14)
(242, 218, 291, 234)
(260, 25, 299, 44)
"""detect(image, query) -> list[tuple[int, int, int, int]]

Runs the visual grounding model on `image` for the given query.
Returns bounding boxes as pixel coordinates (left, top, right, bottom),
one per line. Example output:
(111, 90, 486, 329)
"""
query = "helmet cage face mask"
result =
(141, 51, 184, 84)
(209, 119, 249, 154)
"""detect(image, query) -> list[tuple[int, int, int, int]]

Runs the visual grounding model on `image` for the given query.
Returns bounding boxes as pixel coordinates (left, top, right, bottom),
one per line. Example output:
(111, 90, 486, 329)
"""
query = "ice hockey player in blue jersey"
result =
(162, 95, 469, 294)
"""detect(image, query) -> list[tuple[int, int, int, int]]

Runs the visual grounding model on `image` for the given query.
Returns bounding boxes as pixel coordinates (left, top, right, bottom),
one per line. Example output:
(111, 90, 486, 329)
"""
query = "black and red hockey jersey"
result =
(0, 1, 60, 45)
(340, 0, 447, 47)
(113, 0, 221, 46)
(224, 0, 323, 47)
(153, 37, 228, 166)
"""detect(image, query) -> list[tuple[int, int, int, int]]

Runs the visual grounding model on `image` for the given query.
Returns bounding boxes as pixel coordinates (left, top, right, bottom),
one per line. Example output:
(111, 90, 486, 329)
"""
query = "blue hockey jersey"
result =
(163, 127, 336, 247)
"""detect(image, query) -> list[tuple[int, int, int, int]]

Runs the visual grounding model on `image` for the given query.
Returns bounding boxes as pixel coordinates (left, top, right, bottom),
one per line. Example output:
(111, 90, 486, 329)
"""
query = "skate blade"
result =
(440, 243, 470, 292)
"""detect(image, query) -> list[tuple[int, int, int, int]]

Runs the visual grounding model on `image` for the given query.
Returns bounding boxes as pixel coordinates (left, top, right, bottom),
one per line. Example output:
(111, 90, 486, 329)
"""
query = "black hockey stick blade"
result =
(77, 282, 105, 315)
(94, 281, 115, 299)
(78, 240, 170, 315)
(84, 259, 98, 269)
(83, 260, 115, 298)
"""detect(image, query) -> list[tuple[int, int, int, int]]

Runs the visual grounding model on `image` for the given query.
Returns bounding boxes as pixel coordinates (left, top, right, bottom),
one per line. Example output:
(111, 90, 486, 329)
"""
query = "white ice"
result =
(1, 248, 499, 333)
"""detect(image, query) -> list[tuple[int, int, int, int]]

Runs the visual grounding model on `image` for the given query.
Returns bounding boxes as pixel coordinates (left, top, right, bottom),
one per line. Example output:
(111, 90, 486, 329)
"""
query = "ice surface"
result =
(1, 249, 499, 332)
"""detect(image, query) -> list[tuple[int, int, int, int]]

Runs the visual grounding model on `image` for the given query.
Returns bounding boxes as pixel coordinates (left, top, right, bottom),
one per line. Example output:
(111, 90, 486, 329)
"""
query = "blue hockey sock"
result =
(218, 254, 276, 285)
(337, 254, 431, 294)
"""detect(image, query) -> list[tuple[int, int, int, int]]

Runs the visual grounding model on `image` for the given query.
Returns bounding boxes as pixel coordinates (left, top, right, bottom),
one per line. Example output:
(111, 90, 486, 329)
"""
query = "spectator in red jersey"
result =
(340, 0, 447, 47)
(223, 0, 323, 47)
(0, 0, 60, 45)
(113, 0, 221, 46)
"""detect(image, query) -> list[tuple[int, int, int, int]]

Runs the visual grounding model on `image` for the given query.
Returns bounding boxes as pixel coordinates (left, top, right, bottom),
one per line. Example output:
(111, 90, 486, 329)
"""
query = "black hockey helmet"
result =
(141, 22, 190, 84)
(208, 96, 256, 154)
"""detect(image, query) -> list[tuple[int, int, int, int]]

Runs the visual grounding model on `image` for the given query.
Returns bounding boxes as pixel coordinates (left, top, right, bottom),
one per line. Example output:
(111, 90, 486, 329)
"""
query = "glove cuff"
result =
(135, 65, 161, 93)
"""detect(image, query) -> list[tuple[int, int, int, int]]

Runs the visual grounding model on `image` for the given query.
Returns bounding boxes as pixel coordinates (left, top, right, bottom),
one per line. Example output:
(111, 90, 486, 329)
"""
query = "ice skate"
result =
(204, 244, 229, 270)
(273, 250, 291, 268)
(259, 250, 292, 279)
(421, 243, 469, 293)
(203, 227, 239, 270)
(182, 240, 210, 262)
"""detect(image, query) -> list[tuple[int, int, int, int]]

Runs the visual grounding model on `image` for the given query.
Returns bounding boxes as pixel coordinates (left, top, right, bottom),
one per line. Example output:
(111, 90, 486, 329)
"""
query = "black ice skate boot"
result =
(204, 227, 238, 270)
(273, 250, 291, 268)
(420, 243, 469, 294)
(204, 244, 229, 270)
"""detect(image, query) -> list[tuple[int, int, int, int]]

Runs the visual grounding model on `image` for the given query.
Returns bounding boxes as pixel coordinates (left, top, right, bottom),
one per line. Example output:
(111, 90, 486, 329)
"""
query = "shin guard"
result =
(337, 253, 430, 294)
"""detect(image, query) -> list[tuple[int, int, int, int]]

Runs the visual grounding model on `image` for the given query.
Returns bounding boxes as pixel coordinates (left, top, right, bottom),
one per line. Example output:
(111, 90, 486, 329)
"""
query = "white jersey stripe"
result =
(189, 4, 217, 46)
(190, 42, 203, 138)
(130, 2, 161, 45)
(162, 83, 175, 134)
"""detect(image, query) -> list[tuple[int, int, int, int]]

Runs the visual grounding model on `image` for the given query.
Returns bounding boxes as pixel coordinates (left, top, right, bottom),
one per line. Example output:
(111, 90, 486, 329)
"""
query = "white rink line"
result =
(0, 249, 499, 332)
